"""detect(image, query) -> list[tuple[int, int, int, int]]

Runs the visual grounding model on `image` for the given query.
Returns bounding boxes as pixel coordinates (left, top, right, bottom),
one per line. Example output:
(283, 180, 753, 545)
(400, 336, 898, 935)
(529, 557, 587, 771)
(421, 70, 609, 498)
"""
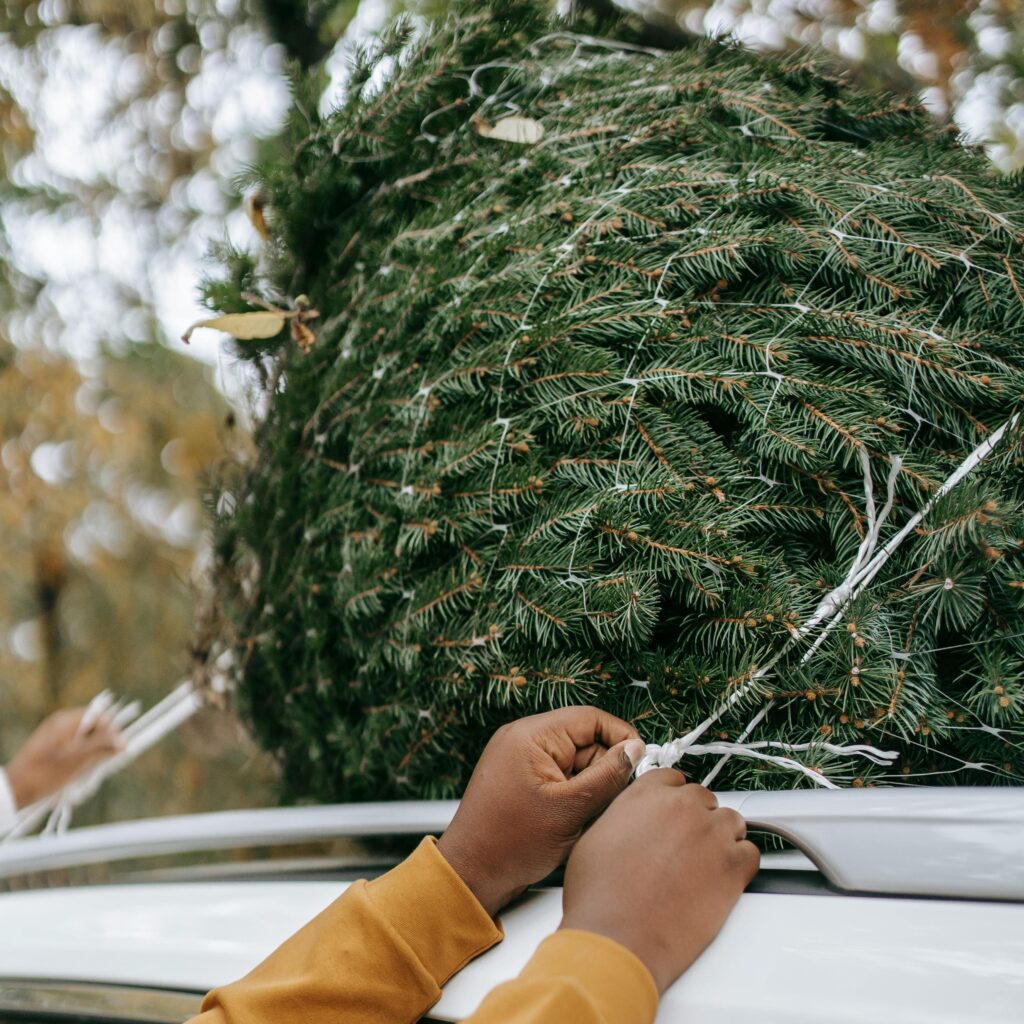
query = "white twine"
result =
(636, 411, 1022, 785)
(38, 692, 144, 836)
(2, 681, 201, 841)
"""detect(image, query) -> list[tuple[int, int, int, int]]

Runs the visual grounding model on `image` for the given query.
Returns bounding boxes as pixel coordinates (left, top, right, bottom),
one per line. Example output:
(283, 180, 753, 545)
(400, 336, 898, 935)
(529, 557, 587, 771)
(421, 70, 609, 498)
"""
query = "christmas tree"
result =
(203, 1, 1024, 802)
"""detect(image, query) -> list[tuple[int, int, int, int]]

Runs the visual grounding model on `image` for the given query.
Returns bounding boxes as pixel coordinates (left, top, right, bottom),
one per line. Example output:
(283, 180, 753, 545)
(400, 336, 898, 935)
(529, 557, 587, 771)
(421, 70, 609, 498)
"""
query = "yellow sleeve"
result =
(463, 929, 659, 1024)
(191, 836, 502, 1024)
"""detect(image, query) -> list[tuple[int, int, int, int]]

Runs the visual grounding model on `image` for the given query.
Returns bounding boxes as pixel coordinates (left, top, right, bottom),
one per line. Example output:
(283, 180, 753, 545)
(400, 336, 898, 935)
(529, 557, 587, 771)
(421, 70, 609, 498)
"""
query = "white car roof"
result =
(0, 879, 1022, 1024)
(2, 790, 1024, 1023)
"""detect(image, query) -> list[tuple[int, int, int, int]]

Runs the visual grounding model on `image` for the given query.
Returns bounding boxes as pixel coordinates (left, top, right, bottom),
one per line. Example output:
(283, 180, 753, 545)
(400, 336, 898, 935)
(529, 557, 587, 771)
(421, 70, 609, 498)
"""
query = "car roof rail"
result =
(733, 787, 1024, 901)
(1, 789, 1022, 901)
(0, 801, 458, 879)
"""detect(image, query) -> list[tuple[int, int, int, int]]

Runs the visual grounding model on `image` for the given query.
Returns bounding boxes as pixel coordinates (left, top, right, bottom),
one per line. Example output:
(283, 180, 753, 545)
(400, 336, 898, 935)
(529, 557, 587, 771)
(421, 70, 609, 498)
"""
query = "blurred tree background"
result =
(0, 0, 288, 823)
(1, 0, 1023, 823)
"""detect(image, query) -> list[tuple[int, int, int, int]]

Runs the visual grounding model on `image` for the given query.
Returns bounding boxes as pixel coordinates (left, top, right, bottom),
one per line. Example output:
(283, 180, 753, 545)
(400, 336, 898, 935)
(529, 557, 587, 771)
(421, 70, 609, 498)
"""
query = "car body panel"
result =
(1, 880, 1022, 1023)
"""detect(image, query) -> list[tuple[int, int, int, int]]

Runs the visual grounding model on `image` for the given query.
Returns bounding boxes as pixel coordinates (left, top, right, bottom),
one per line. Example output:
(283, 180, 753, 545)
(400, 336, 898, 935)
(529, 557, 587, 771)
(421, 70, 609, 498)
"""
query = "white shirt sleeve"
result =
(0, 767, 18, 836)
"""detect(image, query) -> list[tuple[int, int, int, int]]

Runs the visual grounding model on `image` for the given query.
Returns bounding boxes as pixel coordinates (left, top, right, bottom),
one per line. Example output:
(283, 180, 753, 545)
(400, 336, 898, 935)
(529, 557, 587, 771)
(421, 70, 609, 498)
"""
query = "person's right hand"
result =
(5, 708, 124, 809)
(559, 768, 759, 994)
(437, 706, 645, 917)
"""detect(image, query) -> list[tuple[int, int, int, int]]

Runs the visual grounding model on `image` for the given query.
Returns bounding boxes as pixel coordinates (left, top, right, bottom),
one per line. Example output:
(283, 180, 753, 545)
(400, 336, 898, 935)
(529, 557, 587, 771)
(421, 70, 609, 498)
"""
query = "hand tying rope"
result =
(2, 682, 201, 840)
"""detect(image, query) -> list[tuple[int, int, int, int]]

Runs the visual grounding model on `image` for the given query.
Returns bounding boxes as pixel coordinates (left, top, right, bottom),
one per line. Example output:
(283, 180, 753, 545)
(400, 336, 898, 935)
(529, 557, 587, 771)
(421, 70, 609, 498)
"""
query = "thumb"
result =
(77, 724, 125, 759)
(565, 737, 646, 819)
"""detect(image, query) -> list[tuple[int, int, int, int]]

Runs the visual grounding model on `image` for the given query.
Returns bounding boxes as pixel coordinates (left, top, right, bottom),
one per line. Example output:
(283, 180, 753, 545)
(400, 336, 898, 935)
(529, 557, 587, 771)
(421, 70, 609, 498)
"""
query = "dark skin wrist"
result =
(436, 834, 514, 918)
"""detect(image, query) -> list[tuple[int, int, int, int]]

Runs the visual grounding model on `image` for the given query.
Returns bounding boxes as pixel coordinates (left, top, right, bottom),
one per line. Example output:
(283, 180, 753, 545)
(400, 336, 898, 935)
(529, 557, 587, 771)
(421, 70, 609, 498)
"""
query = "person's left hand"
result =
(436, 705, 645, 917)
(5, 708, 125, 809)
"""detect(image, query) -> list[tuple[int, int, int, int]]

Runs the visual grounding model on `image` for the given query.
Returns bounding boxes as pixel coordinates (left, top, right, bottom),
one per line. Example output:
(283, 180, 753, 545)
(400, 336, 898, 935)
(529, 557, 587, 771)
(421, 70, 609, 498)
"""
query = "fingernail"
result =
(623, 738, 646, 768)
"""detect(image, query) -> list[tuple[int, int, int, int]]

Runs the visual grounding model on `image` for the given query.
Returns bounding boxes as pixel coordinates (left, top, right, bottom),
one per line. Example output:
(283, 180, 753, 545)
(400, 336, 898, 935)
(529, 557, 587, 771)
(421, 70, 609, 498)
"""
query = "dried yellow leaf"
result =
(245, 192, 270, 241)
(473, 115, 544, 145)
(182, 311, 287, 344)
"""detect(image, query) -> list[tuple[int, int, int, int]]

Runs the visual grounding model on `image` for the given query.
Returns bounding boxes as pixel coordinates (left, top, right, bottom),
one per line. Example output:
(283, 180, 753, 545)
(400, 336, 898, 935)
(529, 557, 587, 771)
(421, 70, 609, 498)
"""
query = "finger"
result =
(541, 705, 640, 750)
(737, 839, 761, 884)
(573, 737, 646, 775)
(716, 806, 747, 840)
(634, 766, 686, 788)
(84, 711, 117, 740)
(65, 708, 90, 731)
(77, 721, 124, 757)
(560, 737, 647, 819)
(89, 710, 114, 733)
(78, 692, 116, 734)
(571, 743, 603, 775)
(681, 783, 719, 809)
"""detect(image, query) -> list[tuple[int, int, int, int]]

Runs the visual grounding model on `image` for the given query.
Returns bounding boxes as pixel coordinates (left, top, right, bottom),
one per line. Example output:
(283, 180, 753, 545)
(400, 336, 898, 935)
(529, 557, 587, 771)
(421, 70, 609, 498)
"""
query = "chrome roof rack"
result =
(732, 787, 1024, 902)
(2, 789, 1022, 901)
(0, 800, 458, 877)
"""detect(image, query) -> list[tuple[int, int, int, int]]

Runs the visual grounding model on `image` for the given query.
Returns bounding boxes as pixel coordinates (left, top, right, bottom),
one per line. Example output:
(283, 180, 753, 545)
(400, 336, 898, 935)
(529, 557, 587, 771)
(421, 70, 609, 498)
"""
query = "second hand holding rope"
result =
(2, 682, 202, 840)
